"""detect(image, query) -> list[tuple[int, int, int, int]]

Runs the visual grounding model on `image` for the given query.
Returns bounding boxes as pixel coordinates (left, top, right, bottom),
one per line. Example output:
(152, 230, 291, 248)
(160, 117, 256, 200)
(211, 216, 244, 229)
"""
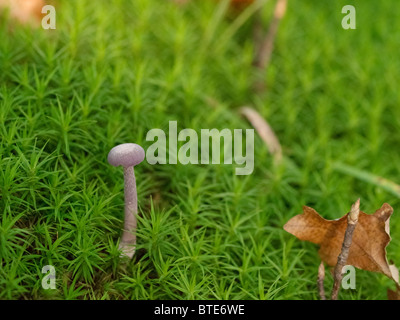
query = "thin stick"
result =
(331, 198, 360, 300)
(334, 162, 400, 198)
(252, 7, 264, 59)
(253, 0, 287, 92)
(318, 261, 326, 300)
(239, 106, 282, 163)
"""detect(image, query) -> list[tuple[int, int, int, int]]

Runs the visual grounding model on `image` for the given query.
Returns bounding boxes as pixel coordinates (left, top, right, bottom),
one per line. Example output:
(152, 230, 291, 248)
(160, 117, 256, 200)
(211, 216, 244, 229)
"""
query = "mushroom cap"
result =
(108, 143, 145, 167)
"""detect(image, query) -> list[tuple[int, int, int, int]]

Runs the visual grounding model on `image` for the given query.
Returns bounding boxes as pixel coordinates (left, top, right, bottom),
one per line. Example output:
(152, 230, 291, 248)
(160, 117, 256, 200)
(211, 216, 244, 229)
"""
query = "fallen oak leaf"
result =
(284, 203, 398, 283)
(0, 0, 44, 26)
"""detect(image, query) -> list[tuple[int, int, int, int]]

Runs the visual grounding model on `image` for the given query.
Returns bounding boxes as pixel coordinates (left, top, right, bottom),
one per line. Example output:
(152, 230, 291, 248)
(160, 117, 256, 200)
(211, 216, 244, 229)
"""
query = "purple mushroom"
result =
(108, 143, 145, 259)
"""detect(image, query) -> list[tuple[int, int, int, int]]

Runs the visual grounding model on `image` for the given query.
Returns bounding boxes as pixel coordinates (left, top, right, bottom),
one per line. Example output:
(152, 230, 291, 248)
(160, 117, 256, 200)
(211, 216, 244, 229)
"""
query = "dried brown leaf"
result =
(284, 203, 398, 282)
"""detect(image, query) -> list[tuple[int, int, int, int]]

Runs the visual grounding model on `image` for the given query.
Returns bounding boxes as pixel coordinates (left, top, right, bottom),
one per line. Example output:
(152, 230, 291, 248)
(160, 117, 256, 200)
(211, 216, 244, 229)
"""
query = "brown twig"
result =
(331, 198, 360, 300)
(252, 6, 264, 58)
(318, 261, 326, 300)
(239, 106, 282, 163)
(253, 0, 287, 92)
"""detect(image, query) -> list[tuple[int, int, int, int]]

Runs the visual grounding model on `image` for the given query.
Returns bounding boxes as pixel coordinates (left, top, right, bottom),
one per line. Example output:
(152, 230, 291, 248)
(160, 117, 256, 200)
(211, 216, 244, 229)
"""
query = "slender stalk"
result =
(318, 261, 326, 300)
(120, 166, 138, 259)
(331, 198, 360, 300)
(253, 0, 287, 92)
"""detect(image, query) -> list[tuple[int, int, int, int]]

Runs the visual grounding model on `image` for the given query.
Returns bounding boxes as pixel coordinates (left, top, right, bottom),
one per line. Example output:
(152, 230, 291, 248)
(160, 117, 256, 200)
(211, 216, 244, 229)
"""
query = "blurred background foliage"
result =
(0, 0, 399, 299)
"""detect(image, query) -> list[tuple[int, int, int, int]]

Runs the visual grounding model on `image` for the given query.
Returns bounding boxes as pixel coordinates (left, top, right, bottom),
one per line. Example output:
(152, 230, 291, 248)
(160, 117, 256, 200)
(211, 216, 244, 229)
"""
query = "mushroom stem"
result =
(120, 166, 138, 259)
(108, 143, 145, 260)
